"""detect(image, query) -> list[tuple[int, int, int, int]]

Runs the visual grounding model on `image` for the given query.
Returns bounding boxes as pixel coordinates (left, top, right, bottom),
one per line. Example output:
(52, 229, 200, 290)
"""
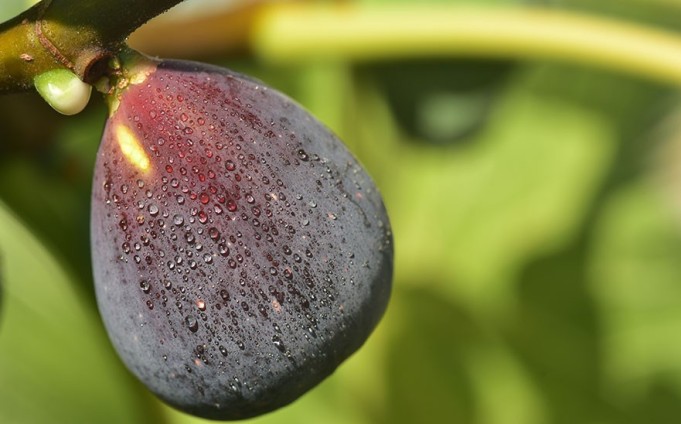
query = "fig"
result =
(90, 53, 392, 420)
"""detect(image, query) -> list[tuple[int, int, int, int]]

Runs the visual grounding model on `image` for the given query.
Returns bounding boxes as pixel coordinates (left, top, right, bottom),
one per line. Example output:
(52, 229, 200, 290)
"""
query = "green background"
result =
(3, 0, 681, 423)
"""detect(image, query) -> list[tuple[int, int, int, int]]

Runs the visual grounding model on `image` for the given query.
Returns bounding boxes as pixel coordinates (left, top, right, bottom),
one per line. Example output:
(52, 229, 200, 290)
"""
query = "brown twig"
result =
(33, 0, 74, 70)
(0, 0, 186, 93)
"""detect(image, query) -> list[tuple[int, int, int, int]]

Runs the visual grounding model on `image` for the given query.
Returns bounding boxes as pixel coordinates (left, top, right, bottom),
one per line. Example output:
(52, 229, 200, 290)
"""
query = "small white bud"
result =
(34, 69, 92, 115)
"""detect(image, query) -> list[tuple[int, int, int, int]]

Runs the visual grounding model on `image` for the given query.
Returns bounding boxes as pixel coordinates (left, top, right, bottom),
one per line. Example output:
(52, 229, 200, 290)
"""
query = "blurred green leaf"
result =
(359, 59, 514, 144)
(591, 181, 681, 398)
(0, 98, 106, 290)
(0, 200, 160, 424)
(384, 287, 479, 423)
(360, 69, 615, 311)
(0, 0, 36, 21)
(560, 0, 681, 31)
(504, 239, 604, 423)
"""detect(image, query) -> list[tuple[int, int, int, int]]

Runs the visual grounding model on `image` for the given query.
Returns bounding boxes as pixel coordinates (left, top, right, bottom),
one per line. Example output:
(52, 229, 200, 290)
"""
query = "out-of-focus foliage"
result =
(3, 0, 681, 423)
(0, 0, 36, 19)
(0, 201, 162, 424)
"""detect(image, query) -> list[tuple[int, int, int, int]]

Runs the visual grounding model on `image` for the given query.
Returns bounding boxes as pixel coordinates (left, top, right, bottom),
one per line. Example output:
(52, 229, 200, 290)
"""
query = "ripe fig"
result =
(90, 53, 392, 420)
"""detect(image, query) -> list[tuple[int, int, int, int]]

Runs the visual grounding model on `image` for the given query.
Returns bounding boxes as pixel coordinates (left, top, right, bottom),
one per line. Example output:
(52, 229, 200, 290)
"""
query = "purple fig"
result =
(90, 53, 392, 420)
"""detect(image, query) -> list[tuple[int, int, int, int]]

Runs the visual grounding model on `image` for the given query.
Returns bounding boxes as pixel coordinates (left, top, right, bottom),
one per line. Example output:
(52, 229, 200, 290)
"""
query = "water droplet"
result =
(121, 184, 129, 194)
(146, 300, 154, 310)
(139, 280, 150, 293)
(219, 345, 228, 356)
(137, 179, 145, 188)
(173, 214, 184, 226)
(272, 335, 286, 352)
(226, 199, 237, 212)
(208, 227, 220, 241)
(148, 204, 159, 216)
(203, 253, 213, 264)
(297, 149, 309, 161)
(225, 160, 236, 171)
(220, 289, 230, 301)
(196, 299, 206, 311)
(199, 193, 210, 204)
(185, 316, 199, 332)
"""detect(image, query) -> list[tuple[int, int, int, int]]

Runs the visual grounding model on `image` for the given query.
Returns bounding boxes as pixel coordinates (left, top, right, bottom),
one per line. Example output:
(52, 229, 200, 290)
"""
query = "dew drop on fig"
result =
(297, 149, 309, 161)
(196, 300, 206, 311)
(185, 316, 199, 333)
(272, 335, 286, 353)
(220, 289, 230, 301)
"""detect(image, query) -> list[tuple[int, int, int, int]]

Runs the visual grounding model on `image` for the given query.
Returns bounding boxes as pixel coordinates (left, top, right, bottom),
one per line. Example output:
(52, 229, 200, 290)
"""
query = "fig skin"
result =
(90, 58, 392, 420)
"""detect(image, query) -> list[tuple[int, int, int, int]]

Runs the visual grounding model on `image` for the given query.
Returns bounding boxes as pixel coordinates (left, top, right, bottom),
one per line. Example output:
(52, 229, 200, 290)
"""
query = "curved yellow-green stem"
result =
(253, 4, 681, 86)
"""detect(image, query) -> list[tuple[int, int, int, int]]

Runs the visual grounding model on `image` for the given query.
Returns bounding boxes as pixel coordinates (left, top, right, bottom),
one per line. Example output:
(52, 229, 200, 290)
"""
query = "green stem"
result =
(253, 4, 681, 86)
(0, 0, 184, 92)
